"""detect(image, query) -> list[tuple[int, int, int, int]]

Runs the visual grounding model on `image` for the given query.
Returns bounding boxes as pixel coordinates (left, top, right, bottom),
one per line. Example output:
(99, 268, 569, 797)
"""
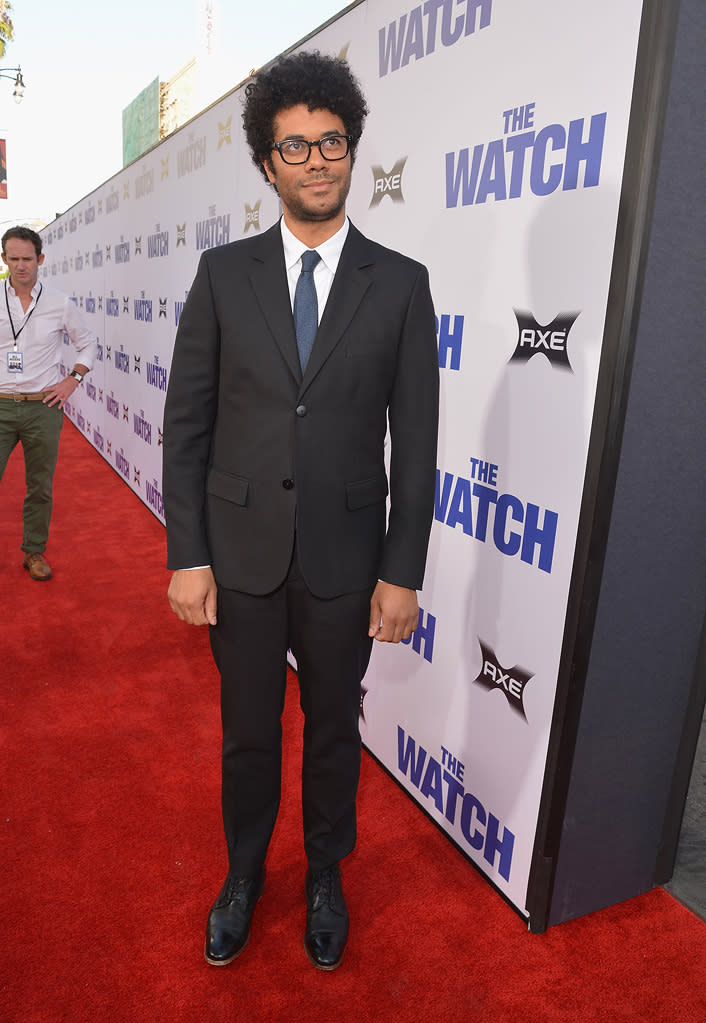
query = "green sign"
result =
(122, 77, 160, 167)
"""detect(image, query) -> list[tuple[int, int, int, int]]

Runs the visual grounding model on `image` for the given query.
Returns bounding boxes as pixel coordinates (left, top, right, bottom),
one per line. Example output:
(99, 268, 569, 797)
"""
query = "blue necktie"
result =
(294, 250, 321, 373)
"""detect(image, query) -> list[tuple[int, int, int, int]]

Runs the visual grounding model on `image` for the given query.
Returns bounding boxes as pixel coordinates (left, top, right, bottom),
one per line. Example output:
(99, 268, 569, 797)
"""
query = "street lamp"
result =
(0, 67, 25, 104)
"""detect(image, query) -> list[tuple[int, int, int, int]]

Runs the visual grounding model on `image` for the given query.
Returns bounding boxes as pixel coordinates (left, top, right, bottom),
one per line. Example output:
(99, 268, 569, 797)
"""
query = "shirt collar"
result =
(7, 279, 42, 300)
(280, 216, 349, 274)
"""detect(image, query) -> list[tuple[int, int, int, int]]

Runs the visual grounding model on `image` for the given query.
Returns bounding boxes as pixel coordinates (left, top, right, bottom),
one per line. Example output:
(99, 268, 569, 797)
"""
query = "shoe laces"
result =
(220, 876, 254, 909)
(310, 865, 339, 910)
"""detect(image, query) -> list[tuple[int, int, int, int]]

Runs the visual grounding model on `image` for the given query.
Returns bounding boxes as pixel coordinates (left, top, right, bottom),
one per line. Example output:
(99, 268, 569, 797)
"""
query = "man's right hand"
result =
(168, 567, 218, 626)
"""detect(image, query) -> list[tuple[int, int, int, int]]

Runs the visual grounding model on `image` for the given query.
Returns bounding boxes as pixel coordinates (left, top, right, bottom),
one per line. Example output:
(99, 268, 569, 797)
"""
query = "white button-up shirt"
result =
(0, 279, 98, 393)
(280, 216, 349, 321)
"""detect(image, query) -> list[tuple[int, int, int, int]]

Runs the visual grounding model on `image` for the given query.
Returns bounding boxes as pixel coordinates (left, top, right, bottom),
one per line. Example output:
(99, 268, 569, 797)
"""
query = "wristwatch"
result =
(69, 370, 84, 383)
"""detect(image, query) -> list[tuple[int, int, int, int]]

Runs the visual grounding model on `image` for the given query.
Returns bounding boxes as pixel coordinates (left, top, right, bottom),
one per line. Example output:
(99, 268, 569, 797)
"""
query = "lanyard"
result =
(5, 280, 42, 348)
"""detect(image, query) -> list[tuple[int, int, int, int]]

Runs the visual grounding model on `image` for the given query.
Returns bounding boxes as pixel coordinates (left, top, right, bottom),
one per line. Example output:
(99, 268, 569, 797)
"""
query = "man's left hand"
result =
(368, 581, 419, 643)
(42, 376, 80, 409)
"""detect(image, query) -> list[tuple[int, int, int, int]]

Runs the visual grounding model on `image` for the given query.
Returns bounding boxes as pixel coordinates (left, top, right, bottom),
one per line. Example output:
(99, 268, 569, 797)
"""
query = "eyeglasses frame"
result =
(271, 133, 353, 165)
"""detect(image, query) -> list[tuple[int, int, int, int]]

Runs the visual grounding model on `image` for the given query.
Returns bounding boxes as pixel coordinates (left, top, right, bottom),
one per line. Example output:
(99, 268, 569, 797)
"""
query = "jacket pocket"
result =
(206, 468, 249, 506)
(346, 475, 388, 511)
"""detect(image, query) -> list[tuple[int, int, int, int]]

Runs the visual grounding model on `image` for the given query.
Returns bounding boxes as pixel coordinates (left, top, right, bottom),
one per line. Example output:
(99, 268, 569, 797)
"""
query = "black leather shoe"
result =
(204, 870, 264, 966)
(304, 863, 349, 971)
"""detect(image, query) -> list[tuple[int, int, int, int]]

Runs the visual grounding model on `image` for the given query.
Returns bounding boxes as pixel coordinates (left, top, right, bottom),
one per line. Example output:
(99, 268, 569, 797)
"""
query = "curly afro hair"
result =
(242, 50, 368, 184)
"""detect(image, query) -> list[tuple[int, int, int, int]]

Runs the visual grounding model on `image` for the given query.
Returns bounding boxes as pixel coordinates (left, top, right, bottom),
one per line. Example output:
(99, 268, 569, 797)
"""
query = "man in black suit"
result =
(163, 51, 438, 971)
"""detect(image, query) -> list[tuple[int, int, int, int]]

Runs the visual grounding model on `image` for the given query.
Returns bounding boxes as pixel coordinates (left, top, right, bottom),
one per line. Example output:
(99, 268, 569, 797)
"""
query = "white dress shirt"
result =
(280, 216, 349, 321)
(0, 279, 98, 393)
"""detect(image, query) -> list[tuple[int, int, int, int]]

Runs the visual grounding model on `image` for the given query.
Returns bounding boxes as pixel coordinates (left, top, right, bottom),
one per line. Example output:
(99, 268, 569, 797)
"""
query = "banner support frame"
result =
(525, 0, 682, 934)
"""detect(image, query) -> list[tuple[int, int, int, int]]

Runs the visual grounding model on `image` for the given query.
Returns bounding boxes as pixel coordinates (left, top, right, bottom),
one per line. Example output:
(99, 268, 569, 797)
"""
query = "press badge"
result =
(7, 350, 23, 372)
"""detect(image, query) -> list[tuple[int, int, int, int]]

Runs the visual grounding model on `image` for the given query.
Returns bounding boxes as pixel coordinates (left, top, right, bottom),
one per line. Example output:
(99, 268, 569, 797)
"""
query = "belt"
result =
(0, 391, 47, 402)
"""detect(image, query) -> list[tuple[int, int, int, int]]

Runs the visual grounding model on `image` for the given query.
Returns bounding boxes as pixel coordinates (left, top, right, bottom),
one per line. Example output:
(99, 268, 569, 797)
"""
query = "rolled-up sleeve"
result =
(63, 296, 98, 369)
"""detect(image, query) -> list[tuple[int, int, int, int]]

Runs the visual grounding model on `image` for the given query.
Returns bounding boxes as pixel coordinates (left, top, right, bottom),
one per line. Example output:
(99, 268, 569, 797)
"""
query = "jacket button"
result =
(296, 404, 307, 417)
(282, 478, 295, 490)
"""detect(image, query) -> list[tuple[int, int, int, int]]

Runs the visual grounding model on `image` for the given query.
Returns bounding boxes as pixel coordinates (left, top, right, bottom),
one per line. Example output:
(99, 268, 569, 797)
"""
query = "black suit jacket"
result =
(163, 221, 439, 599)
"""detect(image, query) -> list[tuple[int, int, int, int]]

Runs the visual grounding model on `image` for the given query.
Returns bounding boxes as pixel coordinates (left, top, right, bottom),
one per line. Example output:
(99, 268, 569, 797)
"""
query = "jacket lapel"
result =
(248, 223, 302, 384)
(300, 223, 374, 395)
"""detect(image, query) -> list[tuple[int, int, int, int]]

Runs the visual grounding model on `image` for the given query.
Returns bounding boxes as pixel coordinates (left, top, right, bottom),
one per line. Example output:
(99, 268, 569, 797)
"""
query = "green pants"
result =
(0, 398, 64, 554)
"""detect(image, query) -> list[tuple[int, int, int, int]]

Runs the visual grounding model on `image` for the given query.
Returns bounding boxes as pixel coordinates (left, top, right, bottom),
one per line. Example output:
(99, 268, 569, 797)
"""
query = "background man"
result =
(0, 226, 97, 580)
(163, 52, 439, 970)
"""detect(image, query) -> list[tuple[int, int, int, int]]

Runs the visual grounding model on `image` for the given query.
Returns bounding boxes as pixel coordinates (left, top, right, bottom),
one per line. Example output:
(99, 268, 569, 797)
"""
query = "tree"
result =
(0, 1, 14, 60)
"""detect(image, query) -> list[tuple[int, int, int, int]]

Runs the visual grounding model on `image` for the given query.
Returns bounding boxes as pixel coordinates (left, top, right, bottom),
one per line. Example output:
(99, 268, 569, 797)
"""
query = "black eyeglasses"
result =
(272, 134, 352, 165)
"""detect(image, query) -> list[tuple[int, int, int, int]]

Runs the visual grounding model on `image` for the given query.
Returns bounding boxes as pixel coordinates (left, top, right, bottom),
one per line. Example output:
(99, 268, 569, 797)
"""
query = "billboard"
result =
(122, 77, 160, 166)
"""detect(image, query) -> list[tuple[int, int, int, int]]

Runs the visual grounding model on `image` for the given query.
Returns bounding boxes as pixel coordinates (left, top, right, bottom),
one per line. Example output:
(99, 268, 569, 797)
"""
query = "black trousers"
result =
(209, 543, 374, 876)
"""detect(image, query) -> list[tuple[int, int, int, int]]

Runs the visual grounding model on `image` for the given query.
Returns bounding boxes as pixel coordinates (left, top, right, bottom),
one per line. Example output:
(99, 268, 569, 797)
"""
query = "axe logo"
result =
(473, 640, 534, 721)
(509, 310, 580, 371)
(370, 158, 407, 207)
(360, 685, 369, 724)
(244, 201, 261, 233)
(218, 117, 232, 149)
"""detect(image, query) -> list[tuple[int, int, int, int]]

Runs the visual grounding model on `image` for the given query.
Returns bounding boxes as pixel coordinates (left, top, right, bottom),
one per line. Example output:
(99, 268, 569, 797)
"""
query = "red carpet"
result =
(2, 420, 706, 1023)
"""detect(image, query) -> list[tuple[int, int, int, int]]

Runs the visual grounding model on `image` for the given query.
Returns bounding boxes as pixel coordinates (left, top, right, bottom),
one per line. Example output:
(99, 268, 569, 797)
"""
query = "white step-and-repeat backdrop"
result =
(43, 0, 646, 915)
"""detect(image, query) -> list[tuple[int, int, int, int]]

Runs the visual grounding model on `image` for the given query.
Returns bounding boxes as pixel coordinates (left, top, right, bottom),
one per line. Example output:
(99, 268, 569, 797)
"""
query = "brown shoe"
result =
(23, 552, 52, 581)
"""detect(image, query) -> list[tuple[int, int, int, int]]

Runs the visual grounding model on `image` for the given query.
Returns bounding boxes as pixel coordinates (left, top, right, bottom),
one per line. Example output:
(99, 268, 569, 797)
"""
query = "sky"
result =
(0, 0, 351, 230)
